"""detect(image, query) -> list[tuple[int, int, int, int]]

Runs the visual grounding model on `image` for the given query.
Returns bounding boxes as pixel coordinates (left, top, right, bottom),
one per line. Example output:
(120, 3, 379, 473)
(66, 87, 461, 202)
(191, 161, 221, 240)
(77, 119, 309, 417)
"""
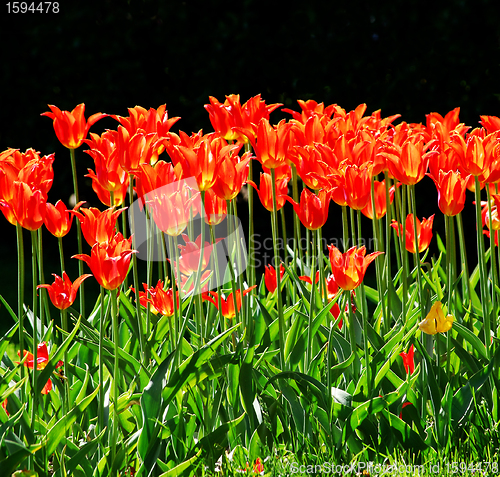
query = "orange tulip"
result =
(202, 286, 257, 320)
(205, 94, 280, 143)
(430, 169, 469, 216)
(148, 185, 198, 237)
(385, 139, 435, 185)
(18, 342, 63, 394)
(133, 280, 179, 316)
(73, 232, 136, 290)
(290, 145, 331, 190)
(247, 172, 288, 212)
(450, 131, 499, 181)
(71, 206, 125, 246)
(391, 214, 435, 254)
(42, 103, 107, 149)
(264, 263, 285, 293)
(175, 234, 212, 276)
(134, 161, 178, 209)
(480, 115, 500, 135)
(289, 188, 330, 230)
(85, 131, 130, 206)
(37, 272, 92, 310)
(166, 134, 238, 192)
(112, 104, 180, 142)
(361, 180, 396, 220)
(243, 119, 292, 169)
(211, 152, 252, 201)
(115, 125, 158, 172)
(203, 188, 227, 226)
(44, 200, 84, 237)
(0, 181, 46, 231)
(341, 164, 373, 211)
(328, 245, 383, 290)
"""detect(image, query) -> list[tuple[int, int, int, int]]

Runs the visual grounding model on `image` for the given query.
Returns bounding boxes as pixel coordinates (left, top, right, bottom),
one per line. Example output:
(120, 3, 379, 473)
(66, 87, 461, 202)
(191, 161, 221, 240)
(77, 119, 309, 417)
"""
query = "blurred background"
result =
(1, 0, 499, 333)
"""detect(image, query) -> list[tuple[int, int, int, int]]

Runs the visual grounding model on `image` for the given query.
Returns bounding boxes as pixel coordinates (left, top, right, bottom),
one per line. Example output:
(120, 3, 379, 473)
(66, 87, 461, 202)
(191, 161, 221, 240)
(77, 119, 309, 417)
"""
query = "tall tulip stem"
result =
(70, 148, 85, 317)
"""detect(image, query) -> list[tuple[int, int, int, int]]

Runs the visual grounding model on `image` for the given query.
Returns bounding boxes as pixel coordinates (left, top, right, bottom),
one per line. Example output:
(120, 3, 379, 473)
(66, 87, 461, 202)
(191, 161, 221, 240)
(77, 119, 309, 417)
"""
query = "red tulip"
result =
(399, 344, 415, 374)
(202, 286, 256, 320)
(430, 169, 469, 216)
(203, 188, 227, 226)
(211, 152, 252, 201)
(37, 272, 92, 310)
(44, 200, 84, 237)
(289, 188, 330, 230)
(243, 119, 292, 169)
(247, 172, 289, 212)
(18, 342, 63, 394)
(42, 103, 107, 149)
(175, 234, 212, 276)
(73, 233, 136, 290)
(71, 206, 125, 246)
(391, 214, 435, 254)
(205, 94, 280, 143)
(361, 180, 396, 220)
(264, 263, 285, 293)
(133, 280, 179, 316)
(328, 245, 383, 291)
(0, 181, 46, 231)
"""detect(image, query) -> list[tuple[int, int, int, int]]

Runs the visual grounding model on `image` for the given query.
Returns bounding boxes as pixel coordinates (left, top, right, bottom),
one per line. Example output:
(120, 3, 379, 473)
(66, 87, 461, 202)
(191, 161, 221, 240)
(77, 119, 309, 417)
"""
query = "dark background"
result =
(1, 0, 499, 332)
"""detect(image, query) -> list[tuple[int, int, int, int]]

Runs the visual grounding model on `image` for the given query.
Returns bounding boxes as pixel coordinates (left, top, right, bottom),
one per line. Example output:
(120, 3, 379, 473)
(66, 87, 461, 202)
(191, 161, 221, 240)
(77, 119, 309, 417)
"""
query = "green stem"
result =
(410, 184, 425, 321)
(271, 168, 286, 370)
(16, 224, 25, 404)
(98, 287, 105, 439)
(246, 143, 255, 288)
(342, 205, 349, 252)
(456, 212, 472, 314)
(70, 148, 85, 317)
(110, 288, 119, 471)
(306, 231, 317, 372)
(371, 177, 387, 332)
(486, 186, 498, 337)
(384, 172, 393, 333)
(232, 197, 246, 333)
(30, 230, 38, 434)
(474, 177, 491, 358)
(292, 165, 304, 276)
(129, 178, 146, 362)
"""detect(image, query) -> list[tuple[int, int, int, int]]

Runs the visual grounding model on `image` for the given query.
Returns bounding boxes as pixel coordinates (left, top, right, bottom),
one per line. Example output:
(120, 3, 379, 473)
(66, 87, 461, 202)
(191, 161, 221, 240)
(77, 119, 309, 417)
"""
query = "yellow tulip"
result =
(418, 301, 453, 335)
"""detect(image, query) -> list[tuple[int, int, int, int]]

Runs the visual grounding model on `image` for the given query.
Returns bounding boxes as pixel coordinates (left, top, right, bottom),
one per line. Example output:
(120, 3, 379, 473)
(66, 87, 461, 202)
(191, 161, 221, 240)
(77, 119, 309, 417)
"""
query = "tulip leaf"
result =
(451, 347, 497, 429)
(380, 408, 428, 451)
(36, 318, 81, 396)
(45, 385, 99, 456)
(453, 322, 488, 361)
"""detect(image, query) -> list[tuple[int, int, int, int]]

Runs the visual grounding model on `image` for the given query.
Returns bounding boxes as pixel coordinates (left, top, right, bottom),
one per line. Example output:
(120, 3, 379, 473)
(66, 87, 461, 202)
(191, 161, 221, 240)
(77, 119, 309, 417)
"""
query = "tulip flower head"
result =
(265, 263, 285, 293)
(71, 206, 125, 247)
(247, 172, 289, 212)
(133, 280, 179, 316)
(37, 272, 92, 310)
(73, 232, 136, 290)
(418, 301, 453, 335)
(18, 342, 63, 394)
(430, 170, 469, 217)
(45, 200, 84, 237)
(391, 214, 435, 254)
(328, 245, 383, 291)
(202, 286, 256, 320)
(399, 344, 415, 374)
(289, 188, 331, 231)
(42, 103, 107, 149)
